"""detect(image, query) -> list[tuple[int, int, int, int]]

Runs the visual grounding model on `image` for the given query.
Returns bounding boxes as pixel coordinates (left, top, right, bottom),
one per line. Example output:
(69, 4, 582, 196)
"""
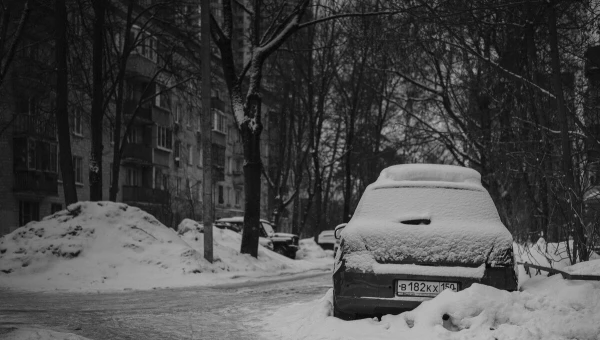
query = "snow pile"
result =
(0, 202, 328, 292)
(296, 238, 333, 260)
(179, 225, 311, 273)
(515, 238, 600, 283)
(0, 202, 205, 291)
(564, 259, 600, 276)
(177, 218, 203, 233)
(267, 270, 600, 340)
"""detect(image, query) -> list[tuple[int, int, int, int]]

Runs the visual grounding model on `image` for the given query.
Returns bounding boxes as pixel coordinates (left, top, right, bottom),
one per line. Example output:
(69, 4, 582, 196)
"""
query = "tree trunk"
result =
(240, 94, 263, 257)
(109, 1, 134, 202)
(548, 1, 587, 262)
(55, 0, 77, 205)
(90, 0, 106, 201)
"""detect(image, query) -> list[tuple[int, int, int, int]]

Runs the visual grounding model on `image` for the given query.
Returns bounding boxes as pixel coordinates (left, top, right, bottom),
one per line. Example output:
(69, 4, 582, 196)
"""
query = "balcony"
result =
(232, 171, 244, 187)
(14, 170, 58, 195)
(122, 143, 153, 165)
(13, 114, 56, 140)
(211, 96, 226, 111)
(124, 100, 152, 121)
(122, 186, 170, 205)
(126, 54, 158, 80)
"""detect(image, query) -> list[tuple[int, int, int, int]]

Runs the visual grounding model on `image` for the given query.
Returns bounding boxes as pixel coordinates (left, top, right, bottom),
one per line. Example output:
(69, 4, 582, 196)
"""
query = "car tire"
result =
(333, 295, 354, 321)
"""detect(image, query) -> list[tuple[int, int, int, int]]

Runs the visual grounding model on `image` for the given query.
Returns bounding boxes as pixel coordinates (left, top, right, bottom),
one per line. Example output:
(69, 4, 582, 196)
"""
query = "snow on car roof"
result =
(374, 164, 483, 190)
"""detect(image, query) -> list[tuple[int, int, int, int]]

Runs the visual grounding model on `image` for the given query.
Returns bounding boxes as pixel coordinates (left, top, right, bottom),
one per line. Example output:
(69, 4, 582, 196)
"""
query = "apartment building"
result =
(0, 1, 270, 236)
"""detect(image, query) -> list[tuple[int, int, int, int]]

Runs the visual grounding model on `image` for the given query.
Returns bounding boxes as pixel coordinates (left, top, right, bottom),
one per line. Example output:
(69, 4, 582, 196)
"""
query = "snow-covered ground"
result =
(295, 238, 334, 261)
(267, 259, 600, 340)
(0, 202, 330, 292)
(0, 328, 93, 340)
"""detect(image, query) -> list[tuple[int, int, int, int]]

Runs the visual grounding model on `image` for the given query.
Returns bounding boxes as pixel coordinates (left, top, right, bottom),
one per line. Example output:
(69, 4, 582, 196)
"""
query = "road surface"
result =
(0, 271, 332, 340)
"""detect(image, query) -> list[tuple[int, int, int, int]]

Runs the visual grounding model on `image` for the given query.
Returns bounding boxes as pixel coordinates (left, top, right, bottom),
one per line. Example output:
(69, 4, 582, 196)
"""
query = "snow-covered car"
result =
(333, 164, 518, 319)
(317, 230, 336, 250)
(215, 217, 298, 258)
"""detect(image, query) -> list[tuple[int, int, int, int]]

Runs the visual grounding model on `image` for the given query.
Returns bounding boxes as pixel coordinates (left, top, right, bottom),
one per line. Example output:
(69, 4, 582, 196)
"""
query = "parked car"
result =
(333, 164, 518, 320)
(215, 217, 299, 258)
(317, 230, 336, 250)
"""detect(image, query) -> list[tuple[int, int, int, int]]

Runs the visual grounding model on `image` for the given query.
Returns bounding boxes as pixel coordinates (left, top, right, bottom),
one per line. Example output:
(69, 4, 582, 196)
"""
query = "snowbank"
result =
(179, 224, 315, 273)
(295, 238, 333, 260)
(0, 202, 328, 292)
(515, 238, 600, 283)
(267, 265, 600, 340)
(177, 218, 203, 233)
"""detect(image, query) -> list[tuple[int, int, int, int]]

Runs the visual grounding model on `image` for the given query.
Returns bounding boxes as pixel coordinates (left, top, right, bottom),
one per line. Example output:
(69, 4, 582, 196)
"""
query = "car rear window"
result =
(353, 186, 500, 223)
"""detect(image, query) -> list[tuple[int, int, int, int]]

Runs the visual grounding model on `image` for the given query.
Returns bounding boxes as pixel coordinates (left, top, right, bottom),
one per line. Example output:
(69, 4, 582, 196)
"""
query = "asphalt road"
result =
(0, 270, 332, 340)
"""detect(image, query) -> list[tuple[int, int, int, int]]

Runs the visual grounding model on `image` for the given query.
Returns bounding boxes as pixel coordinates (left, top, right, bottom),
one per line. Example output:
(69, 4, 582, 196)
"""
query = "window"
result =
(197, 115, 201, 132)
(68, 12, 83, 36)
(175, 104, 181, 123)
(227, 157, 231, 173)
(154, 168, 163, 189)
(131, 26, 157, 62)
(155, 84, 171, 109)
(126, 167, 141, 186)
(235, 190, 241, 206)
(16, 139, 59, 173)
(218, 185, 224, 204)
(212, 144, 226, 168)
(51, 203, 62, 214)
(174, 141, 181, 166)
(72, 108, 83, 136)
(73, 156, 83, 184)
(235, 159, 243, 173)
(227, 127, 233, 144)
(19, 201, 40, 226)
(157, 126, 172, 150)
(186, 110, 191, 129)
(188, 144, 193, 165)
(212, 110, 225, 133)
(127, 127, 140, 144)
(162, 174, 169, 191)
(176, 177, 181, 196)
(198, 144, 203, 167)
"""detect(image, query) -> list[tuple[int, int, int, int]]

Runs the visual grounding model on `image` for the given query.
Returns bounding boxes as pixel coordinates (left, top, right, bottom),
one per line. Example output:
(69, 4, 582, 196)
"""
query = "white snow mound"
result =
(268, 276, 600, 340)
(177, 218, 203, 233)
(0, 202, 205, 290)
(296, 238, 333, 260)
(0, 202, 331, 292)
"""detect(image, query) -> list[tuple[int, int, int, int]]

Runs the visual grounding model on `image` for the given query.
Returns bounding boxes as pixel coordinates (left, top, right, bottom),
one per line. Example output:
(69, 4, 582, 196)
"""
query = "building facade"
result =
(0, 1, 270, 236)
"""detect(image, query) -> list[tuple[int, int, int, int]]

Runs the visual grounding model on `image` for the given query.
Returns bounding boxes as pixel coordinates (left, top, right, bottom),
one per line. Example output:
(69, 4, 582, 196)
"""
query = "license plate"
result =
(396, 280, 459, 297)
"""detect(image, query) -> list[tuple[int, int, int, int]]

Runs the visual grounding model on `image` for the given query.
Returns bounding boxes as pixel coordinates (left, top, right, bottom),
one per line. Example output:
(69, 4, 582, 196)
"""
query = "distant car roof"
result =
(320, 230, 335, 235)
(372, 164, 483, 190)
(216, 216, 271, 224)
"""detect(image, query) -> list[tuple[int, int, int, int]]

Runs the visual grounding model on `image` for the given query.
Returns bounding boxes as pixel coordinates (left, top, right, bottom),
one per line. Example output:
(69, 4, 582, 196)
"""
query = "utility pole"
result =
(201, 0, 213, 263)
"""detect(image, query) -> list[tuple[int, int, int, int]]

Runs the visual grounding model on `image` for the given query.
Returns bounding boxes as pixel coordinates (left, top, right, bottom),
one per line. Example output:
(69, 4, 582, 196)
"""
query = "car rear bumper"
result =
(333, 266, 517, 316)
(335, 295, 430, 315)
